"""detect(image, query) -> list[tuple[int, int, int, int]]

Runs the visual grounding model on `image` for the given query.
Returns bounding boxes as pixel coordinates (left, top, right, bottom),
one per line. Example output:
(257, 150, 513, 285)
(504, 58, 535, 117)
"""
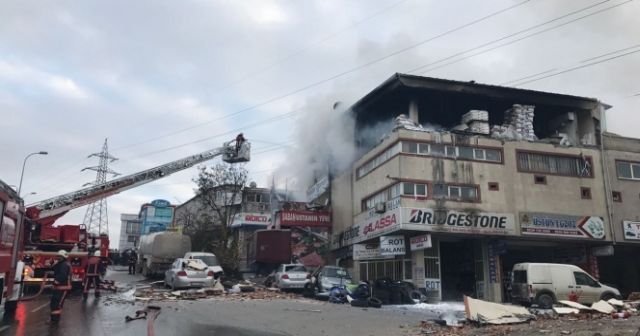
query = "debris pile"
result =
(413, 296, 640, 336)
(491, 104, 537, 141)
(129, 279, 303, 302)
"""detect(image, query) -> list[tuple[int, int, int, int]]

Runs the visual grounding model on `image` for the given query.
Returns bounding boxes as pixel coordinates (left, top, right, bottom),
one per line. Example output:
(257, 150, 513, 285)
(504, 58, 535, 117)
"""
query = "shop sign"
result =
(425, 279, 440, 291)
(280, 210, 331, 227)
(623, 221, 640, 240)
(360, 197, 401, 222)
(306, 175, 329, 202)
(591, 245, 614, 257)
(403, 208, 516, 236)
(380, 235, 405, 256)
(231, 212, 271, 227)
(151, 199, 170, 208)
(409, 234, 432, 251)
(353, 207, 402, 244)
(520, 213, 605, 239)
(353, 243, 393, 261)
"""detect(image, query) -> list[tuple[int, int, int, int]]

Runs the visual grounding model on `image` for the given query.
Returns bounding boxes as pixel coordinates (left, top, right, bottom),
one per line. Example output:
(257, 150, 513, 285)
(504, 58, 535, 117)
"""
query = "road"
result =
(0, 267, 439, 336)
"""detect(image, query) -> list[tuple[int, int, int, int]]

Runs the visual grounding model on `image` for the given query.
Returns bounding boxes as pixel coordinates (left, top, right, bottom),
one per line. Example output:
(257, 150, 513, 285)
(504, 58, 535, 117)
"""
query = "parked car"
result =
(184, 252, 224, 277)
(511, 263, 620, 308)
(312, 266, 353, 293)
(274, 264, 309, 290)
(164, 258, 216, 290)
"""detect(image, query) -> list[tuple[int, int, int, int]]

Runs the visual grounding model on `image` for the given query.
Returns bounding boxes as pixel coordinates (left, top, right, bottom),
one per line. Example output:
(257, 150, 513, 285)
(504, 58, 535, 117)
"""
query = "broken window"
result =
(445, 146, 457, 157)
(458, 147, 474, 160)
(517, 151, 592, 177)
(612, 191, 622, 202)
(433, 183, 447, 197)
(431, 144, 445, 156)
(418, 143, 430, 155)
(616, 161, 640, 180)
(356, 143, 400, 178)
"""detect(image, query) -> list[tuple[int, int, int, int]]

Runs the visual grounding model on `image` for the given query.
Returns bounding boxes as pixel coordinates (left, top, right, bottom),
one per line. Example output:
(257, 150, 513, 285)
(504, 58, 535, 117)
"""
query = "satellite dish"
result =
(249, 181, 257, 188)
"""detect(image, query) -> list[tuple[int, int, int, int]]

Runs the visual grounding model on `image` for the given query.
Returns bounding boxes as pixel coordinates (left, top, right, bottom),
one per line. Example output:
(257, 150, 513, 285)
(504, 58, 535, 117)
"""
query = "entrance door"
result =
(440, 240, 477, 301)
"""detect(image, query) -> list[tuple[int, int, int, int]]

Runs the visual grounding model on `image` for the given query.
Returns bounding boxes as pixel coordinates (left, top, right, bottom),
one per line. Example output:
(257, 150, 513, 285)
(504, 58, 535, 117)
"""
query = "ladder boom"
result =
(28, 140, 250, 223)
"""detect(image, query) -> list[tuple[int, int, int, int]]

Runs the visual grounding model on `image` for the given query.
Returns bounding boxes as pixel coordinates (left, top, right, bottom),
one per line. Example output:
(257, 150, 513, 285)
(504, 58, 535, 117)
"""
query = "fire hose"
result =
(19, 272, 52, 301)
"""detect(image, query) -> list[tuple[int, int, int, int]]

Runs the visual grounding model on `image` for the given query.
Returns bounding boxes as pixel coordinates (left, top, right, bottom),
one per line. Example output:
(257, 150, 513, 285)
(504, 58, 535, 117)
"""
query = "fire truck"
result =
(13, 137, 250, 299)
(0, 179, 27, 315)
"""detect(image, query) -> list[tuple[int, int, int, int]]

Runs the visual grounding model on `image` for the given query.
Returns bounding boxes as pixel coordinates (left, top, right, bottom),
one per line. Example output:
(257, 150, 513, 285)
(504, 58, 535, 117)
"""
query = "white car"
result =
(511, 263, 620, 308)
(274, 264, 309, 290)
(184, 252, 224, 276)
(164, 258, 216, 290)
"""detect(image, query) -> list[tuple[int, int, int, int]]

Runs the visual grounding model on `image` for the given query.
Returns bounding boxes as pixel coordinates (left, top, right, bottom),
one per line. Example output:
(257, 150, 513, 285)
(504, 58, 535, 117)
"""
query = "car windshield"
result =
(193, 256, 219, 266)
(285, 265, 307, 273)
(324, 268, 351, 279)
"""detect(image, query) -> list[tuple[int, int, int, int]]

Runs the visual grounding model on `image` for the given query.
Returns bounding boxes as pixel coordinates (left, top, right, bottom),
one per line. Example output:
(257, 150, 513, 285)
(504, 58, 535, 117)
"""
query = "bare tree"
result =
(190, 163, 248, 274)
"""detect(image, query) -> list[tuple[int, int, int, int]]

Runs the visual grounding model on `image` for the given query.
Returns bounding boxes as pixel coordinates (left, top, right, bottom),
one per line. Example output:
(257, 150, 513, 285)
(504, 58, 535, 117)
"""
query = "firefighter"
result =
(128, 249, 138, 275)
(235, 133, 245, 153)
(83, 250, 102, 298)
(50, 250, 71, 324)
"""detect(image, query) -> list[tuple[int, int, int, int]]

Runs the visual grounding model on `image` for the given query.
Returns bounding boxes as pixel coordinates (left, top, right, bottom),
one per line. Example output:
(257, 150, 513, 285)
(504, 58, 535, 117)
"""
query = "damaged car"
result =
(164, 258, 217, 290)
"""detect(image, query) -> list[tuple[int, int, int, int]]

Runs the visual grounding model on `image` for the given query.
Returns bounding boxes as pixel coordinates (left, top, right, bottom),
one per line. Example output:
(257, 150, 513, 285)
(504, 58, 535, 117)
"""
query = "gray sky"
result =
(1, 0, 638, 248)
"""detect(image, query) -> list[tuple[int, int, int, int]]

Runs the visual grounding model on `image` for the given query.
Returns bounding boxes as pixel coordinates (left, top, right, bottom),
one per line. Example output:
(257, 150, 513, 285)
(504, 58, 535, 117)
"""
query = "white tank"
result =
(138, 231, 191, 259)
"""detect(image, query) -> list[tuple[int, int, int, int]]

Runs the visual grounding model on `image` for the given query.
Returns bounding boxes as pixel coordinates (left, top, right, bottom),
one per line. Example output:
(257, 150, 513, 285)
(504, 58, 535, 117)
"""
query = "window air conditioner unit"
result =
(374, 202, 386, 214)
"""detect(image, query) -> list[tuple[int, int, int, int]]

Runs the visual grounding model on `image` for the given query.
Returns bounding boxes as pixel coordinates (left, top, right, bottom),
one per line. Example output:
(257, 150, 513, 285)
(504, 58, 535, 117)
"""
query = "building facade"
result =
(119, 213, 141, 251)
(329, 74, 621, 303)
(139, 199, 175, 234)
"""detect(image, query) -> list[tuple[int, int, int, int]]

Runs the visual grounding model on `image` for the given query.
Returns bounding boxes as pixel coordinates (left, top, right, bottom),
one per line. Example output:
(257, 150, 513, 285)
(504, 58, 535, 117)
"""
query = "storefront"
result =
(332, 206, 612, 303)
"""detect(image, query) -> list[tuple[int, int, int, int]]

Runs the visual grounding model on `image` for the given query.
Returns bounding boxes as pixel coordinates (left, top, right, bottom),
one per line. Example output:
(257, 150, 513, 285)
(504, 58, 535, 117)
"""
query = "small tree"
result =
(191, 163, 248, 274)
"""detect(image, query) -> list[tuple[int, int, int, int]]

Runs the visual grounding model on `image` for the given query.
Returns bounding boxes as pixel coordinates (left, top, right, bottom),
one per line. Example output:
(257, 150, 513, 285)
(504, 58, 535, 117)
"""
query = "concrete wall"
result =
(348, 128, 610, 240)
(331, 171, 354, 236)
(604, 134, 640, 244)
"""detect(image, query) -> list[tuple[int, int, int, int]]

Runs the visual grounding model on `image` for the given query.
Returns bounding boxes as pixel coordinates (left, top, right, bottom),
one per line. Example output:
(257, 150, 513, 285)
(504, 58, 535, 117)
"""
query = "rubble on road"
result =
(464, 296, 534, 325)
(123, 279, 304, 303)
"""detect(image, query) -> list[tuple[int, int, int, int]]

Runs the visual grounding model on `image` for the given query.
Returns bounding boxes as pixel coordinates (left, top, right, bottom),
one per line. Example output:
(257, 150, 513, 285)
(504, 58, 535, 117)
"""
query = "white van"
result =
(511, 263, 620, 308)
(184, 252, 224, 276)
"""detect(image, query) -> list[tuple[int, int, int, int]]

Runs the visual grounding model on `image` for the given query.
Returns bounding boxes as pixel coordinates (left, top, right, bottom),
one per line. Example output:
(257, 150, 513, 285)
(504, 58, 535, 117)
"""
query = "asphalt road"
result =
(0, 267, 439, 336)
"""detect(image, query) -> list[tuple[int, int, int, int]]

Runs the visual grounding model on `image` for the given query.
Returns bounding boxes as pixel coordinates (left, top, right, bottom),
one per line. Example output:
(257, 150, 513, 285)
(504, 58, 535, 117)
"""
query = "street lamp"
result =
(18, 151, 48, 196)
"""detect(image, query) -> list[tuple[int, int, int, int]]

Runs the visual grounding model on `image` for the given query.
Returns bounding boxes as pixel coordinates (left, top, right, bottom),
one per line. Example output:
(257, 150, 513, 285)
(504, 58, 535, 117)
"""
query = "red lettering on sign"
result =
(363, 214, 397, 235)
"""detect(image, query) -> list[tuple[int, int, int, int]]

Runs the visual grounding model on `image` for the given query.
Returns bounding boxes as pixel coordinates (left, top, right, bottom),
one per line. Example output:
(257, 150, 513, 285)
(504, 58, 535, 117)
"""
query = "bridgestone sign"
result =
(403, 208, 516, 236)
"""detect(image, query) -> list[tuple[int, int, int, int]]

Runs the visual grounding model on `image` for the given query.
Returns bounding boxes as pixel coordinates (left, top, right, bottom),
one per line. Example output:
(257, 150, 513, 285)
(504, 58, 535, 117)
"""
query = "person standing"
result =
(83, 250, 102, 298)
(128, 250, 138, 275)
(50, 250, 71, 324)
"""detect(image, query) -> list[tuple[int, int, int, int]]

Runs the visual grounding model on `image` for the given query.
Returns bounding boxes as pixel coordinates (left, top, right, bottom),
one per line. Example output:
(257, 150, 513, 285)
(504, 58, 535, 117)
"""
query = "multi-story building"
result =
(330, 74, 619, 303)
(119, 213, 141, 251)
(139, 199, 175, 234)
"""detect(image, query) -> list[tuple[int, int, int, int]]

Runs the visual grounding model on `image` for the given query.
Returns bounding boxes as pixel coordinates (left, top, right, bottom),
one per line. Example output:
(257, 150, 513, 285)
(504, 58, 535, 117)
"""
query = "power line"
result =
(106, 0, 531, 151)
(506, 43, 640, 85)
(409, 0, 629, 75)
(510, 47, 640, 86)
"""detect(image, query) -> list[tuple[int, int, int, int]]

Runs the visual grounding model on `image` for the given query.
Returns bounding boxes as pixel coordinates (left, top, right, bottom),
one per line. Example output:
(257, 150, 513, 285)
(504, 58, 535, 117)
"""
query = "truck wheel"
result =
(535, 292, 555, 309)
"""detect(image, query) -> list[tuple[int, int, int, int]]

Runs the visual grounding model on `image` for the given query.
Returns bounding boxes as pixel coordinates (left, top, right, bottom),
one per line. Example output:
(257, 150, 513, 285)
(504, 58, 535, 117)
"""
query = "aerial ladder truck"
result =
(18, 137, 250, 290)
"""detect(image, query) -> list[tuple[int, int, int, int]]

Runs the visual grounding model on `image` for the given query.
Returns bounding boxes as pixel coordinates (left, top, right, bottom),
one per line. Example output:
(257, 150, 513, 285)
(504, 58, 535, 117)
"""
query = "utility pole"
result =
(82, 139, 120, 235)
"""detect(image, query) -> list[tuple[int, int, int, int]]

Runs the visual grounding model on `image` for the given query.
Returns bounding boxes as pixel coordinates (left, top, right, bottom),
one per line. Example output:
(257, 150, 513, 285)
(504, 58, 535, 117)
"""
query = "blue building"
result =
(139, 199, 175, 234)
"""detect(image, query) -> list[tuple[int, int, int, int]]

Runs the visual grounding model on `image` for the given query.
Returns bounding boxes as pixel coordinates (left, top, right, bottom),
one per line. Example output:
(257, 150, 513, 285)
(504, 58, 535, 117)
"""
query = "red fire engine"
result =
(1, 137, 250, 312)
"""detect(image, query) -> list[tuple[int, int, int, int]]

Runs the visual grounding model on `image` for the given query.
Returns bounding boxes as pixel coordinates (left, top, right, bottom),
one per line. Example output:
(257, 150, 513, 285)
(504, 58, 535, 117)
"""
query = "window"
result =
(127, 235, 137, 243)
(445, 146, 457, 157)
(359, 259, 411, 282)
(612, 191, 622, 202)
(488, 182, 499, 191)
(402, 182, 427, 198)
(581, 187, 592, 200)
(534, 175, 547, 185)
(517, 151, 592, 177)
(155, 207, 173, 218)
(356, 143, 401, 178)
(473, 149, 485, 160)
(513, 270, 527, 284)
(402, 142, 418, 154)
(458, 147, 474, 160)
(362, 183, 401, 211)
(486, 149, 501, 162)
(574, 272, 599, 287)
(418, 143, 430, 154)
(431, 144, 445, 156)
(616, 161, 640, 180)
(433, 184, 479, 202)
